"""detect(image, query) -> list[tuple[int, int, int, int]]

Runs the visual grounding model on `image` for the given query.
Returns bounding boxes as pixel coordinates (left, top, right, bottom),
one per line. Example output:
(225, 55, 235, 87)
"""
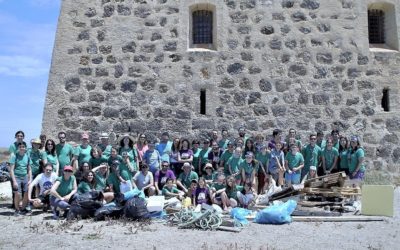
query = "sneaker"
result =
(23, 206, 32, 215)
(14, 210, 21, 216)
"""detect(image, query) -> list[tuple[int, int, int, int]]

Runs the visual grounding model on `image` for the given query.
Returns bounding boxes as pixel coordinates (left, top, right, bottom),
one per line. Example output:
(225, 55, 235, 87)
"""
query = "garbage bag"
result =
(230, 207, 252, 225)
(254, 199, 297, 224)
(67, 191, 104, 220)
(123, 195, 149, 220)
(94, 202, 124, 220)
(123, 188, 145, 200)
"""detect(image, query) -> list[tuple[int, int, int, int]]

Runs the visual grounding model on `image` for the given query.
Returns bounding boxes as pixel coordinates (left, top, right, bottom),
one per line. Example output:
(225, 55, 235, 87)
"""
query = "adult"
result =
(169, 137, 181, 175)
(9, 130, 26, 156)
(268, 129, 284, 150)
(50, 165, 77, 219)
(242, 138, 256, 158)
(191, 139, 201, 173)
(268, 141, 285, 186)
(135, 133, 148, 163)
(237, 126, 249, 144)
(98, 132, 112, 158)
(338, 136, 350, 175)
(331, 129, 340, 150)
(92, 163, 109, 192)
(9, 142, 32, 215)
(240, 152, 259, 186)
(56, 131, 74, 174)
(208, 142, 223, 170)
(255, 144, 269, 194)
(143, 141, 161, 176)
(210, 129, 219, 147)
(321, 137, 339, 175)
(301, 165, 318, 183)
(28, 138, 45, 179)
(227, 147, 244, 184)
(285, 128, 302, 153)
(348, 136, 366, 180)
(72, 133, 92, 172)
(197, 138, 211, 175)
(316, 131, 326, 150)
(176, 162, 199, 193)
(155, 132, 172, 162)
(254, 134, 265, 153)
(77, 171, 96, 194)
(301, 134, 322, 180)
(43, 139, 59, 176)
(132, 163, 155, 196)
(118, 134, 139, 174)
(284, 144, 304, 186)
(178, 138, 193, 177)
(28, 163, 57, 211)
(39, 134, 47, 151)
(154, 161, 176, 195)
(89, 147, 108, 168)
(219, 141, 234, 176)
(218, 129, 230, 150)
(75, 161, 91, 184)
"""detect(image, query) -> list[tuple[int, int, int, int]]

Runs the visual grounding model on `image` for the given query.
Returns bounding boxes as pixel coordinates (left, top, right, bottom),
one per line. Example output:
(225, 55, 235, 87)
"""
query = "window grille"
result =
(192, 10, 213, 44)
(368, 9, 385, 43)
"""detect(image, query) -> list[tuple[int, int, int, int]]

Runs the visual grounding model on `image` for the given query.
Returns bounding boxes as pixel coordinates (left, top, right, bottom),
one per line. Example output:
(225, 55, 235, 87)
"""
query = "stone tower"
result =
(43, 0, 400, 172)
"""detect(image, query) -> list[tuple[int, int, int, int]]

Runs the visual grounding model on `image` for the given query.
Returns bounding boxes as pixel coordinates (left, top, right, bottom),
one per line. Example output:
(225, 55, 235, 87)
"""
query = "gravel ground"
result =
(0, 185, 398, 250)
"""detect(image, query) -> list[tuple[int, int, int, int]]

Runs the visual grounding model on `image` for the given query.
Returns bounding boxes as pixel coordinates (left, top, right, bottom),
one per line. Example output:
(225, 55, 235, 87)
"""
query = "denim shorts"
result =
(13, 176, 28, 193)
(285, 172, 301, 184)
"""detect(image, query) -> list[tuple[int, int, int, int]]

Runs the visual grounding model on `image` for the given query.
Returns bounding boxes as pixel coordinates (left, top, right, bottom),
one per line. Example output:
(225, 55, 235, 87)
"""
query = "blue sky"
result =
(0, 0, 61, 147)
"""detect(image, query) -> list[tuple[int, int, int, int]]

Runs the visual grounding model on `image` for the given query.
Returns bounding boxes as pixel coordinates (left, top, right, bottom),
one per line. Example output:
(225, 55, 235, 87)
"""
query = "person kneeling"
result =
(50, 165, 77, 219)
(28, 163, 58, 212)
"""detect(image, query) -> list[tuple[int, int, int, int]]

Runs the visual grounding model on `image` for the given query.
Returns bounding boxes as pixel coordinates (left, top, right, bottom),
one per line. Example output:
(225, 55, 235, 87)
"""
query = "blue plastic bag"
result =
(123, 188, 145, 200)
(230, 207, 252, 225)
(254, 200, 297, 224)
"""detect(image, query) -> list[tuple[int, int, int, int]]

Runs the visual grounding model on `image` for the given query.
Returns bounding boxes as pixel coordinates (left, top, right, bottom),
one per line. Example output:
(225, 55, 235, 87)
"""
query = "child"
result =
(211, 174, 230, 211)
(186, 179, 198, 198)
(237, 182, 255, 208)
(162, 178, 184, 200)
(203, 163, 215, 186)
(193, 177, 211, 206)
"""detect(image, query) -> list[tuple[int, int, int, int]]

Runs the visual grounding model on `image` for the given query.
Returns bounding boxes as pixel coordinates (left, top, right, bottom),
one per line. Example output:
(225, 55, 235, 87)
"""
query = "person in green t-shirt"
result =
(50, 165, 77, 219)
(43, 139, 59, 176)
(240, 152, 259, 186)
(162, 178, 184, 199)
(177, 162, 199, 193)
(322, 138, 339, 175)
(348, 136, 366, 180)
(72, 133, 92, 171)
(78, 171, 96, 194)
(338, 136, 350, 175)
(9, 130, 26, 157)
(98, 133, 112, 158)
(28, 138, 46, 177)
(218, 129, 230, 150)
(301, 134, 322, 180)
(9, 142, 32, 215)
(219, 141, 235, 175)
(210, 174, 230, 211)
(56, 132, 74, 173)
(191, 139, 201, 173)
(223, 176, 243, 207)
(228, 147, 244, 184)
(203, 163, 215, 185)
(284, 144, 304, 186)
(331, 129, 340, 150)
(89, 147, 108, 168)
(256, 144, 269, 194)
(198, 139, 211, 175)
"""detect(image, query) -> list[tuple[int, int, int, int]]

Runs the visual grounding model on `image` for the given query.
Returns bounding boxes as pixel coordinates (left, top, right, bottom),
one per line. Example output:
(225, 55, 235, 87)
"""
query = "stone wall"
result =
(42, 0, 400, 174)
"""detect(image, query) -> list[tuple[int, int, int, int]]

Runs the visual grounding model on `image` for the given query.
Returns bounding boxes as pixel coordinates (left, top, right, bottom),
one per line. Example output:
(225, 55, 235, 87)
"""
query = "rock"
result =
(261, 26, 274, 35)
(288, 65, 307, 77)
(291, 12, 306, 22)
(271, 106, 287, 117)
(220, 77, 235, 88)
(298, 93, 309, 104)
(176, 110, 191, 120)
(347, 68, 361, 78)
(99, 45, 112, 54)
(121, 108, 137, 119)
(300, 0, 320, 9)
(393, 148, 400, 163)
(312, 93, 330, 105)
(285, 40, 297, 49)
(342, 80, 354, 91)
(68, 47, 82, 54)
(314, 67, 329, 79)
(340, 108, 358, 120)
(233, 92, 247, 106)
(230, 12, 248, 23)
(317, 23, 330, 32)
(102, 81, 116, 91)
(259, 79, 272, 92)
(141, 78, 156, 91)
(151, 33, 162, 41)
(282, 0, 294, 8)
(269, 39, 282, 50)
(91, 19, 104, 27)
(315, 121, 327, 131)
(163, 42, 177, 51)
(95, 68, 108, 77)
(89, 93, 105, 102)
(253, 104, 269, 116)
(103, 5, 115, 17)
(386, 118, 400, 132)
(299, 26, 311, 34)
(248, 65, 261, 74)
(103, 107, 120, 118)
(79, 106, 102, 116)
(134, 6, 151, 18)
(358, 55, 369, 65)
(121, 80, 137, 93)
(248, 92, 261, 104)
(92, 57, 103, 64)
(227, 63, 244, 75)
(241, 52, 253, 61)
(281, 25, 291, 34)
(316, 53, 333, 64)
(141, 44, 156, 53)
(85, 8, 97, 17)
(339, 52, 352, 63)
(238, 26, 251, 34)
(275, 80, 288, 92)
(65, 78, 81, 92)
(114, 65, 123, 78)
(357, 80, 374, 90)
(117, 5, 131, 15)
(362, 106, 375, 116)
(122, 42, 136, 53)
(240, 78, 252, 89)
(346, 97, 360, 106)
(78, 68, 92, 76)
(77, 30, 90, 40)
(106, 55, 117, 64)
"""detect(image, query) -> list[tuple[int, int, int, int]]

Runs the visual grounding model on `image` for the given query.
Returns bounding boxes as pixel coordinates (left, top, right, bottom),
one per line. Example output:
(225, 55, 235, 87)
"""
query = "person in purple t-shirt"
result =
(154, 161, 176, 195)
(193, 177, 211, 206)
(268, 128, 285, 150)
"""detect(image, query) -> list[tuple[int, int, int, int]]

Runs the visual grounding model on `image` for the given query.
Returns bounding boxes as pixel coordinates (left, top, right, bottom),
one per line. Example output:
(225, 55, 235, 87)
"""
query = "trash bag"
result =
(123, 195, 149, 220)
(0, 162, 10, 182)
(254, 199, 297, 224)
(67, 191, 104, 220)
(230, 207, 252, 225)
(94, 202, 124, 221)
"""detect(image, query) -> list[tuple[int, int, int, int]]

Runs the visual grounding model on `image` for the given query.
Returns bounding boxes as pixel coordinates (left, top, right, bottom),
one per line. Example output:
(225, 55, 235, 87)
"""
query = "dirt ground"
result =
(0, 187, 398, 250)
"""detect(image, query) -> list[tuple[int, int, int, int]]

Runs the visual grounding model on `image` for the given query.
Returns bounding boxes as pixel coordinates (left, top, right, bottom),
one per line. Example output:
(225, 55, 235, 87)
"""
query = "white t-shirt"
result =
(31, 172, 58, 195)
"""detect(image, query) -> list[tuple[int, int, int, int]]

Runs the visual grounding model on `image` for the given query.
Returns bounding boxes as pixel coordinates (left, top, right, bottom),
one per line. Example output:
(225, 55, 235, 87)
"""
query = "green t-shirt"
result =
(339, 149, 349, 169)
(301, 144, 321, 173)
(204, 173, 214, 182)
(107, 172, 120, 193)
(162, 185, 180, 198)
(119, 161, 133, 181)
(98, 144, 112, 158)
(349, 148, 366, 173)
(226, 185, 243, 200)
(256, 152, 270, 173)
(212, 182, 226, 191)
(285, 152, 304, 173)
(218, 139, 230, 150)
(44, 152, 58, 172)
(78, 181, 92, 194)
(220, 150, 233, 174)
(89, 156, 108, 168)
(95, 172, 107, 191)
(198, 148, 211, 166)
(240, 161, 259, 176)
(107, 155, 123, 167)
(192, 148, 201, 170)
(8, 142, 19, 155)
(119, 147, 138, 170)
(317, 140, 326, 150)
(322, 147, 339, 171)
(27, 148, 45, 176)
(10, 153, 32, 178)
(55, 175, 76, 197)
(56, 143, 73, 169)
(74, 145, 92, 165)
(178, 171, 199, 189)
(227, 156, 244, 177)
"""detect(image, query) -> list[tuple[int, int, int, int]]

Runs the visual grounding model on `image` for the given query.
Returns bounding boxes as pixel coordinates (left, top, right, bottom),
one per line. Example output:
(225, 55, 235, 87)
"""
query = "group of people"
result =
(7, 127, 366, 218)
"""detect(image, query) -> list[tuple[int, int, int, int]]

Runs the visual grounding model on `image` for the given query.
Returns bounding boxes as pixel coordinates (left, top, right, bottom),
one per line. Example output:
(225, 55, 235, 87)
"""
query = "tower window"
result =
(200, 89, 206, 115)
(382, 88, 390, 112)
(192, 10, 213, 44)
(368, 9, 385, 44)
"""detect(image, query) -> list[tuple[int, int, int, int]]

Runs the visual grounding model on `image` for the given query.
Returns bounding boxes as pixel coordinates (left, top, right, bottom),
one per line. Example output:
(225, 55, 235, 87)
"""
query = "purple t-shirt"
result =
(194, 187, 210, 205)
(154, 169, 176, 189)
(179, 149, 193, 160)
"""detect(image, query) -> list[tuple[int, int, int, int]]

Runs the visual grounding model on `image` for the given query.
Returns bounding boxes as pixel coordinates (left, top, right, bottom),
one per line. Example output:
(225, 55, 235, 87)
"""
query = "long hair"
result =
(82, 170, 96, 189)
(338, 136, 348, 153)
(45, 139, 56, 156)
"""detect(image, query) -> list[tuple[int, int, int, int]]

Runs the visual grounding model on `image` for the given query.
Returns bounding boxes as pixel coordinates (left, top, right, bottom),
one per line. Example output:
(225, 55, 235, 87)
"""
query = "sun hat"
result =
(203, 163, 213, 171)
(118, 134, 135, 143)
(99, 132, 109, 139)
(310, 166, 317, 171)
(182, 162, 192, 169)
(245, 152, 254, 158)
(31, 138, 41, 144)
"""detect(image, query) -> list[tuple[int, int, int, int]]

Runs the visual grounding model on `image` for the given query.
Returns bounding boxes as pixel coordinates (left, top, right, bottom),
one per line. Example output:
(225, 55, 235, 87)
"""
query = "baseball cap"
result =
(64, 165, 73, 172)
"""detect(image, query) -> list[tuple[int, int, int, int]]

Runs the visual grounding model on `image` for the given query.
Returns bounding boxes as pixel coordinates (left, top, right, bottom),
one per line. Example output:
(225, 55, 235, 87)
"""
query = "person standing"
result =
(43, 139, 60, 176)
(56, 132, 74, 175)
(301, 134, 321, 180)
(9, 130, 26, 156)
(9, 142, 32, 215)
(348, 136, 366, 180)
(321, 138, 339, 175)
(72, 133, 92, 172)
(98, 133, 112, 158)
(284, 144, 304, 186)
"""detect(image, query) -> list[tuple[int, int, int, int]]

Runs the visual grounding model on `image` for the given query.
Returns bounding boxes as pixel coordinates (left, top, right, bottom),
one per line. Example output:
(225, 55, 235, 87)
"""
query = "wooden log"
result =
(292, 216, 385, 222)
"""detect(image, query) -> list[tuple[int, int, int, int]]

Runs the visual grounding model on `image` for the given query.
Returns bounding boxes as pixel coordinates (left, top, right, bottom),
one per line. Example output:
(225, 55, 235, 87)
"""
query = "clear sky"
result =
(0, 0, 61, 147)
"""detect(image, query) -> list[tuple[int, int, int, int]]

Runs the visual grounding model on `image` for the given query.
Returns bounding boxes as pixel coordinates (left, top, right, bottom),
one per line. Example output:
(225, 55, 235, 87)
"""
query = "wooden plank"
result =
(292, 210, 341, 217)
(292, 216, 385, 222)
(217, 226, 242, 233)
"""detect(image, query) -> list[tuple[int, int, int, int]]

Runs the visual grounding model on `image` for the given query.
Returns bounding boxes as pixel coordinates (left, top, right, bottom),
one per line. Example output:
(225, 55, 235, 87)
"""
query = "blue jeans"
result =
(50, 194, 77, 211)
